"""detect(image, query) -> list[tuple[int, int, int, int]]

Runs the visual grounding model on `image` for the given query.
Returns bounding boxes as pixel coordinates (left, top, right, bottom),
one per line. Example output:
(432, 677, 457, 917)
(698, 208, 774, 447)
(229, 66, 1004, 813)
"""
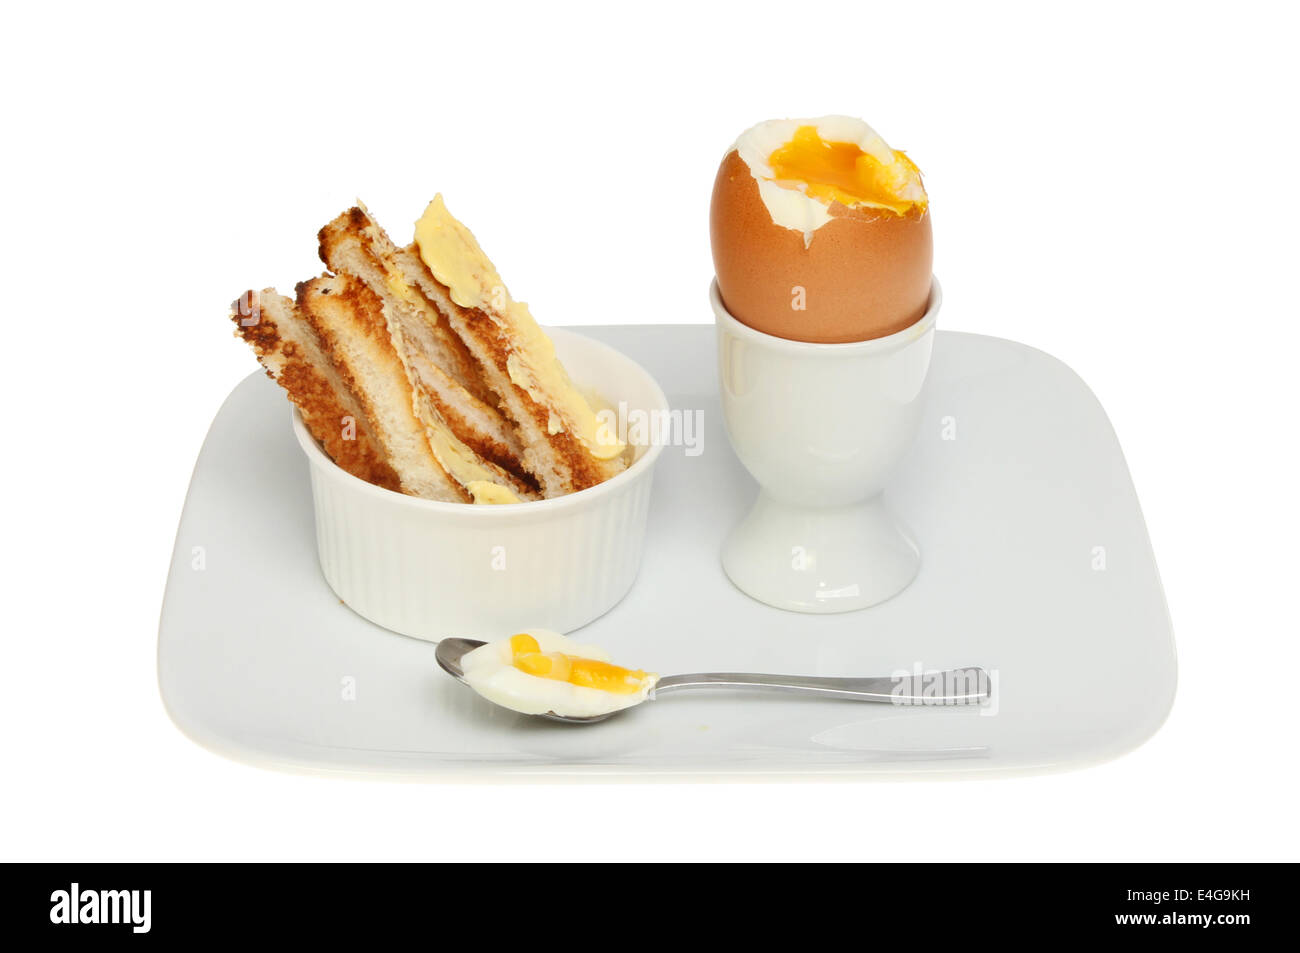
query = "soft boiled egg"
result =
(460, 629, 657, 717)
(710, 115, 933, 343)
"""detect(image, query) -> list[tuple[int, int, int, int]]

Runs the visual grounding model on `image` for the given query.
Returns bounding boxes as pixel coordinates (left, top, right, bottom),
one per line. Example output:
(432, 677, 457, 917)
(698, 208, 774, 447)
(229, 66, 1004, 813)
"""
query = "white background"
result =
(2, 0, 1297, 861)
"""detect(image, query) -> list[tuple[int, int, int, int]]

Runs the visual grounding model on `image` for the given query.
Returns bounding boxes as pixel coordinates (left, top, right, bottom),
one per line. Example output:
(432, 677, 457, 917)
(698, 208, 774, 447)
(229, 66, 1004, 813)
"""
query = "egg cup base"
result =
(721, 491, 920, 613)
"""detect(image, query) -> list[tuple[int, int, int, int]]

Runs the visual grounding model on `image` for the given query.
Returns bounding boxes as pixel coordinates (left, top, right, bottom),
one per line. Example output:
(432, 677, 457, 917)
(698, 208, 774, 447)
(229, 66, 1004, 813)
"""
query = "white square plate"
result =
(159, 326, 1175, 780)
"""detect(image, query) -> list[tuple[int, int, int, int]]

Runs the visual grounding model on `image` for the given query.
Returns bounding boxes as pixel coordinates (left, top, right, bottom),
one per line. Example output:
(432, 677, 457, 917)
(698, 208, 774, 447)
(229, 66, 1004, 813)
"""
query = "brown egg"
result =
(710, 119, 933, 344)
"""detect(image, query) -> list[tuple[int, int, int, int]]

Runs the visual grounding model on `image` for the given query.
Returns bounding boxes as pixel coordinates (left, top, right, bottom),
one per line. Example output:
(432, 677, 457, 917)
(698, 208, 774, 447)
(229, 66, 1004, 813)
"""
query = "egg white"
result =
(732, 115, 927, 245)
(459, 628, 657, 717)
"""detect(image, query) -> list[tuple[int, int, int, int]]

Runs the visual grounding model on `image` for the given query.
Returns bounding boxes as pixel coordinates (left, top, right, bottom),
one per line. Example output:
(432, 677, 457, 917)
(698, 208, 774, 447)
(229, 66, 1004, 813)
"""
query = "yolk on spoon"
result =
(767, 125, 923, 215)
(508, 633, 650, 695)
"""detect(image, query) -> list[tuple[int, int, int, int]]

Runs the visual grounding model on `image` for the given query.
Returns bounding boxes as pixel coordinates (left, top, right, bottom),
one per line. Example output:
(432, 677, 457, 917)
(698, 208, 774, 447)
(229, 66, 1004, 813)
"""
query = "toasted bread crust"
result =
(230, 289, 401, 492)
(319, 207, 495, 406)
(459, 309, 615, 493)
(294, 274, 466, 502)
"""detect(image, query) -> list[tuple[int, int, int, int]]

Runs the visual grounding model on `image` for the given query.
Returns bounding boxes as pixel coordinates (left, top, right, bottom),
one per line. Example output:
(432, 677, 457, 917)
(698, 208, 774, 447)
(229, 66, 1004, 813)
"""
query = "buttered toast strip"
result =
(294, 274, 466, 502)
(318, 206, 536, 499)
(318, 207, 494, 406)
(291, 271, 467, 501)
(230, 288, 402, 493)
(402, 196, 628, 497)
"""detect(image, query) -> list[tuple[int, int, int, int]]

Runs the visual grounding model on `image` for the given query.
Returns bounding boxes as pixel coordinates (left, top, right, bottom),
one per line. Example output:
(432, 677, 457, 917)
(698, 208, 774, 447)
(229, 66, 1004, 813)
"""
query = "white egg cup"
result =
(713, 279, 940, 613)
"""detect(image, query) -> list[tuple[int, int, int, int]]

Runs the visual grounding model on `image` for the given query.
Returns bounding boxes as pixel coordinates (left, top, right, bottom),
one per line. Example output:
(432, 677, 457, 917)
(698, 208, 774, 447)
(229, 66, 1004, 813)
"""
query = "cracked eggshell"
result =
(709, 149, 933, 344)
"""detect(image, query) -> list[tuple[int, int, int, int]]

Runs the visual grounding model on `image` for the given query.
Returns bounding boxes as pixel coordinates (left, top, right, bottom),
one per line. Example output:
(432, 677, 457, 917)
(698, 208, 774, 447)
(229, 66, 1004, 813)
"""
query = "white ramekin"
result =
(292, 328, 669, 642)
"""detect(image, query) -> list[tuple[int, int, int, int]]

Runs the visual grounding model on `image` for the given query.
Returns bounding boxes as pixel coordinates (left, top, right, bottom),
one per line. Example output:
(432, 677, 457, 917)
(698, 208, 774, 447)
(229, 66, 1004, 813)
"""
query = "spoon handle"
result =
(652, 667, 988, 704)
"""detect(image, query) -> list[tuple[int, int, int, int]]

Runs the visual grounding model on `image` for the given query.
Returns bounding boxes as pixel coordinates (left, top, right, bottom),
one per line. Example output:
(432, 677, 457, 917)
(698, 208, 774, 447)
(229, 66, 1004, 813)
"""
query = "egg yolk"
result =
(767, 125, 923, 215)
(508, 633, 650, 695)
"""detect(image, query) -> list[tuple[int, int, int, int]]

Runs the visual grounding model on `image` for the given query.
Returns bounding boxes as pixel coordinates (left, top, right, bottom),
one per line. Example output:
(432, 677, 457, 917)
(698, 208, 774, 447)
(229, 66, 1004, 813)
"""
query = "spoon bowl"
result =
(435, 638, 990, 725)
